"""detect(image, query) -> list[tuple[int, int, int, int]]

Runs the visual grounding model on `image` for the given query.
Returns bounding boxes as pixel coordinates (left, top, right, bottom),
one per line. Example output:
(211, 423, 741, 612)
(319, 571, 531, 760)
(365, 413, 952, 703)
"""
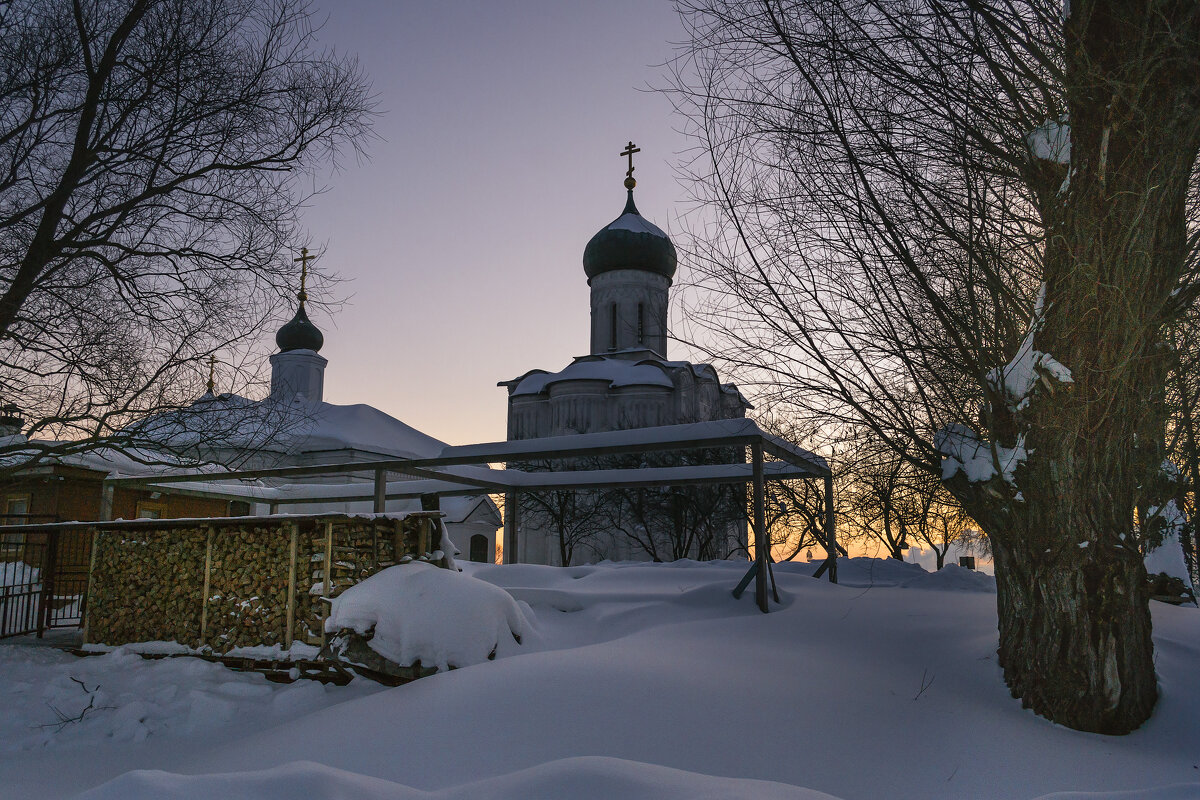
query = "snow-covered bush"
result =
(325, 562, 531, 672)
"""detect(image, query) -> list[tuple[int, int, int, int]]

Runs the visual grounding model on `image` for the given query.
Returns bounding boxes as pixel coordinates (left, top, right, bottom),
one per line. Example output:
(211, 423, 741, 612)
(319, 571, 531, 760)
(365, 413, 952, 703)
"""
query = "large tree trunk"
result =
(991, 528, 1156, 734)
(945, 0, 1200, 735)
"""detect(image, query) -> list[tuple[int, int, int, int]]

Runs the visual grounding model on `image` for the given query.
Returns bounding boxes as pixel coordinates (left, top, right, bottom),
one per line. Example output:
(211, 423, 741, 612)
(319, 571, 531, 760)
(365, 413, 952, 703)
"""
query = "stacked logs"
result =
(86, 513, 452, 654)
(86, 526, 207, 645)
(202, 525, 292, 651)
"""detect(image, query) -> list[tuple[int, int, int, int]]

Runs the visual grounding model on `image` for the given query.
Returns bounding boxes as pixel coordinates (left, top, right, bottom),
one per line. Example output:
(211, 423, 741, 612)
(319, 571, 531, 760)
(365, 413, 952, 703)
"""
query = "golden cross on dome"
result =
(293, 247, 314, 303)
(620, 141, 640, 178)
(206, 355, 216, 393)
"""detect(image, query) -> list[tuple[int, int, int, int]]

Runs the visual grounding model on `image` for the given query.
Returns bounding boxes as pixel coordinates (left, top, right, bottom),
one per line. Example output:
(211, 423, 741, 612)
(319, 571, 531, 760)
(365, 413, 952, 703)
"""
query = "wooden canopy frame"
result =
(105, 419, 837, 612)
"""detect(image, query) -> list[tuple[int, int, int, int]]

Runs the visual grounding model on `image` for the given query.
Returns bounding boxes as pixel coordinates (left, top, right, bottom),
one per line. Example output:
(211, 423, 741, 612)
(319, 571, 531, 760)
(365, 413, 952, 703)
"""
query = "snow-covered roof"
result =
(129, 394, 445, 462)
(510, 356, 674, 396)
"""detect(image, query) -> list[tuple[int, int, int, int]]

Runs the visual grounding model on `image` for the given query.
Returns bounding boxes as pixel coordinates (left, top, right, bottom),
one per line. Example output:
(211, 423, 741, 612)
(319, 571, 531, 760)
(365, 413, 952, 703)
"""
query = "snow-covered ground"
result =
(1, 557, 1198, 800)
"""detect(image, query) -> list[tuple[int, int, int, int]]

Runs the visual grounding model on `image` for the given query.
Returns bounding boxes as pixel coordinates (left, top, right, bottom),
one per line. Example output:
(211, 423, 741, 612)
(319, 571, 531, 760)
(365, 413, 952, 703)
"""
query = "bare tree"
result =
(763, 477, 827, 562)
(520, 488, 608, 567)
(843, 439, 912, 561)
(0, 0, 374, 472)
(669, 0, 1200, 732)
(898, 468, 974, 571)
(602, 468, 747, 562)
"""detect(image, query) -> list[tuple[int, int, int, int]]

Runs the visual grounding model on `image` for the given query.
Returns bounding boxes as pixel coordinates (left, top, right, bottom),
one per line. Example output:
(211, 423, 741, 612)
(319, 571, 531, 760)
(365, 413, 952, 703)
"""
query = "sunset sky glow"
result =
(295, 1, 697, 446)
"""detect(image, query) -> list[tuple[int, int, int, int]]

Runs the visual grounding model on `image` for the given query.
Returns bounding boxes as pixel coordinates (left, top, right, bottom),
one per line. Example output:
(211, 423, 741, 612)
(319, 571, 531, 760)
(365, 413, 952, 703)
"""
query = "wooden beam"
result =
(752, 442, 768, 613)
(81, 527, 99, 645)
(320, 520, 334, 651)
(373, 469, 386, 513)
(284, 522, 298, 650)
(824, 473, 838, 584)
(99, 482, 114, 521)
(200, 527, 213, 646)
(506, 492, 519, 564)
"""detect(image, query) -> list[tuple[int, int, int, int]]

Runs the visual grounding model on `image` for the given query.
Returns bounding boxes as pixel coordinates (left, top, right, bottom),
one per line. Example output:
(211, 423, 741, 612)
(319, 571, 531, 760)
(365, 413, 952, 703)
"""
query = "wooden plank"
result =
(373, 469, 386, 513)
(199, 527, 214, 645)
(320, 520, 334, 650)
(285, 521, 298, 650)
(99, 482, 114, 521)
(80, 527, 99, 645)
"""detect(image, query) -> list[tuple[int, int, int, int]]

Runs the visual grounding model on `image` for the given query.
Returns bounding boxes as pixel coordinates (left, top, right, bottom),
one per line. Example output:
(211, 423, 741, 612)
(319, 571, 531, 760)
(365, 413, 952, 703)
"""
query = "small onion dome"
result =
(275, 301, 324, 353)
(583, 190, 677, 281)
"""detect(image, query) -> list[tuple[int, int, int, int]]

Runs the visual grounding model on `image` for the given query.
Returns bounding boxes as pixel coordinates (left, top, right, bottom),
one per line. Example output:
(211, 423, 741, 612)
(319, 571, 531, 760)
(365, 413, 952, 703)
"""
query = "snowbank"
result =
(2, 558, 1199, 800)
(75, 756, 843, 800)
(325, 562, 532, 671)
(0, 646, 381, 753)
(901, 564, 997, 593)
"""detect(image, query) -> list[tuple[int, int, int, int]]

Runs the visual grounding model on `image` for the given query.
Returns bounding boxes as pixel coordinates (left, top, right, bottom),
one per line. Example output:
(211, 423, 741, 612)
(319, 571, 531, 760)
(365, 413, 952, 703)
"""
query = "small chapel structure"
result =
(499, 143, 751, 565)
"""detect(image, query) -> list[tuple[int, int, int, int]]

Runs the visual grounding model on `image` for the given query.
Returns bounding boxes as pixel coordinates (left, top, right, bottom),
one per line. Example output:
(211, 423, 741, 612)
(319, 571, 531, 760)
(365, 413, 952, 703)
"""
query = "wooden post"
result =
(373, 469, 386, 514)
(321, 520, 334, 650)
(824, 473, 838, 584)
(504, 492, 519, 564)
(284, 521, 298, 650)
(269, 502, 279, 515)
(80, 527, 99, 645)
(99, 482, 114, 521)
(752, 442, 768, 613)
(199, 526, 214, 645)
(37, 529, 60, 637)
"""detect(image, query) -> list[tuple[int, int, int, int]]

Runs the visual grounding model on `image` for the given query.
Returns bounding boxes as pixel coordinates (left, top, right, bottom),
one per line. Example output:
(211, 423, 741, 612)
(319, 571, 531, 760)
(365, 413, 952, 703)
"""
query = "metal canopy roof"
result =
(105, 419, 831, 505)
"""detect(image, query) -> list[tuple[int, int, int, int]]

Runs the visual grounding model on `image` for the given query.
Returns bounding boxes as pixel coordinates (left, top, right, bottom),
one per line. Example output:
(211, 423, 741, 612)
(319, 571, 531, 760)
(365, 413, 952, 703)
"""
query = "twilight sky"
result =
(295, 0, 701, 445)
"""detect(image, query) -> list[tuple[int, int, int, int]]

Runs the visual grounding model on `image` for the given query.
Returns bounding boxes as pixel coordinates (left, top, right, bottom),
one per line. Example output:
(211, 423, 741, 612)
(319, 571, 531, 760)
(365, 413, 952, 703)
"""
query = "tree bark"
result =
(990, 526, 1155, 734)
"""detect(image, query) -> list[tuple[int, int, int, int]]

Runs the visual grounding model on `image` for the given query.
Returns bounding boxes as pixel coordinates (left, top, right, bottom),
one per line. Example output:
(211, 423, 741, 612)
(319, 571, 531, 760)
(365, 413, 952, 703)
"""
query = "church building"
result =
(1, 253, 502, 564)
(499, 144, 750, 565)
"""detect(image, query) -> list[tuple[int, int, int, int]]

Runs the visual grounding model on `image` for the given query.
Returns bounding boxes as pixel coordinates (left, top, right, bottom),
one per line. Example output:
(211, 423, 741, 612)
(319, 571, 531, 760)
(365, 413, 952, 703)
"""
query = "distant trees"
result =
(670, 0, 1200, 733)
(0, 0, 374, 470)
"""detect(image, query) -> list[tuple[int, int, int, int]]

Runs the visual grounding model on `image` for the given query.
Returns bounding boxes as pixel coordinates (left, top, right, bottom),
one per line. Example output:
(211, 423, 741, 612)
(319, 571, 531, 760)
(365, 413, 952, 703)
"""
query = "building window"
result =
(3, 494, 30, 525)
(135, 500, 166, 519)
(1, 494, 30, 549)
(610, 303, 618, 350)
(637, 303, 644, 344)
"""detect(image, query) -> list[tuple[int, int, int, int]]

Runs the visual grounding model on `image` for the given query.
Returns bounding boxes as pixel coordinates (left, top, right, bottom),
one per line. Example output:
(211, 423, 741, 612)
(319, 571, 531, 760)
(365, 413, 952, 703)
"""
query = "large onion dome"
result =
(582, 189, 677, 281)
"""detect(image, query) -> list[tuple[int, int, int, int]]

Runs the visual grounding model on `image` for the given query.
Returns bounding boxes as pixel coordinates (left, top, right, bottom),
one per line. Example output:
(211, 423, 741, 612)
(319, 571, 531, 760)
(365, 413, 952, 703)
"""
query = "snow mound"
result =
(900, 564, 997, 593)
(803, 556, 929, 588)
(75, 756, 844, 800)
(0, 560, 38, 585)
(325, 562, 533, 670)
(0, 646, 379, 752)
(1032, 785, 1200, 800)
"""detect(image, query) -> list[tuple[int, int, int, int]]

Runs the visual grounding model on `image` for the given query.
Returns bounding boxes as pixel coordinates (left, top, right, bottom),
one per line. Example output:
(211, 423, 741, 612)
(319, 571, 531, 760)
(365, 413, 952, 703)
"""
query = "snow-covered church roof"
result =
(129, 386, 444, 463)
(508, 355, 675, 396)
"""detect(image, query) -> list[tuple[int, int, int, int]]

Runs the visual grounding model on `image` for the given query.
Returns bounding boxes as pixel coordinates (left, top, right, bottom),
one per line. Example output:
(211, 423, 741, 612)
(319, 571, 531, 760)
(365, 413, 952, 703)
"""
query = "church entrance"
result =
(469, 534, 489, 563)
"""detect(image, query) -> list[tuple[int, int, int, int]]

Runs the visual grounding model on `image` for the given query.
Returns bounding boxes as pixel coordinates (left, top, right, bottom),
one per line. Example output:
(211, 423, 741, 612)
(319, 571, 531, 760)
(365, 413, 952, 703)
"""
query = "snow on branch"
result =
(987, 286, 1073, 414)
(1028, 119, 1071, 165)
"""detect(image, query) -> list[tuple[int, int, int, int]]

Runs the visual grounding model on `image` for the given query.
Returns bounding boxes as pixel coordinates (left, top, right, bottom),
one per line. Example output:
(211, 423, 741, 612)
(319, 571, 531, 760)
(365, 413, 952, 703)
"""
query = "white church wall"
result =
(588, 270, 671, 356)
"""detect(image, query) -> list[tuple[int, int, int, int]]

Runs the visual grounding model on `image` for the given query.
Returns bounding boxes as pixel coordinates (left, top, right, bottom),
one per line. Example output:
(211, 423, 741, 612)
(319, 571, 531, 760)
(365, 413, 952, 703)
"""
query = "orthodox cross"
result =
(206, 355, 216, 394)
(293, 247, 313, 303)
(620, 141, 640, 179)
